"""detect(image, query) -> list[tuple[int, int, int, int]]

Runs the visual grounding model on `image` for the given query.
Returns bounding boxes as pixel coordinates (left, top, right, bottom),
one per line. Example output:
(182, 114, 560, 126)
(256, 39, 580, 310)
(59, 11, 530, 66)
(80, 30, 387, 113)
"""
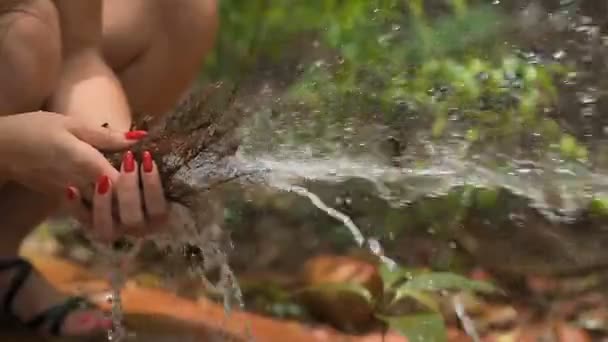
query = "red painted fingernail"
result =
(77, 314, 94, 325)
(142, 151, 153, 173)
(97, 175, 110, 195)
(99, 318, 113, 329)
(125, 130, 147, 140)
(123, 151, 135, 173)
(66, 186, 76, 200)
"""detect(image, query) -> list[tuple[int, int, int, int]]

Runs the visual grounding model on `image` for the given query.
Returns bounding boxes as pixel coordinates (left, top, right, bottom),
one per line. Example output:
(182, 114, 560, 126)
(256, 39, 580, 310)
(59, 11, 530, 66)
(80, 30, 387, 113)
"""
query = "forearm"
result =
(48, 0, 132, 131)
(47, 51, 132, 131)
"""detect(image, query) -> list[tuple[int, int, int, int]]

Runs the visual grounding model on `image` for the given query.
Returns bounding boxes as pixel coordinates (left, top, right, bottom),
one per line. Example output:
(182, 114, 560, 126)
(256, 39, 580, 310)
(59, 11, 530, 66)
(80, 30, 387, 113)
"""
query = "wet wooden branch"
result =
(104, 82, 245, 207)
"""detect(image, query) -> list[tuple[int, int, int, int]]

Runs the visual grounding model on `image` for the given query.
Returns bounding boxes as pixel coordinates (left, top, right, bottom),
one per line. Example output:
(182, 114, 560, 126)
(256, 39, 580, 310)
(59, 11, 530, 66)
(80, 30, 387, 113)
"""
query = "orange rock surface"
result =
(5, 253, 407, 342)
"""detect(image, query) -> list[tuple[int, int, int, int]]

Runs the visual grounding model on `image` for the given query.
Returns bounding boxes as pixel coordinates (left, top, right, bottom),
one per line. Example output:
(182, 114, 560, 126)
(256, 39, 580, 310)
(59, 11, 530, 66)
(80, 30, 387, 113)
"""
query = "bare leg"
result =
(0, 0, 111, 335)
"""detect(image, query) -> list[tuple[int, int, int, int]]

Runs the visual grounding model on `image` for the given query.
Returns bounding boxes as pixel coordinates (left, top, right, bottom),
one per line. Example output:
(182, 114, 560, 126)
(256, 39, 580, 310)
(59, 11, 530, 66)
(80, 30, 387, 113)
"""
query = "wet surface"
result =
(2, 253, 408, 342)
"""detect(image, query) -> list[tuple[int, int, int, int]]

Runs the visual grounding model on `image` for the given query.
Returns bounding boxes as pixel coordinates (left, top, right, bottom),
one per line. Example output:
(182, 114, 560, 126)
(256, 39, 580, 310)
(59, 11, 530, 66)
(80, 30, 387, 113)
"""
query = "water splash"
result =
(89, 239, 142, 342)
(232, 148, 608, 219)
(453, 295, 480, 342)
(149, 203, 246, 318)
(278, 183, 397, 268)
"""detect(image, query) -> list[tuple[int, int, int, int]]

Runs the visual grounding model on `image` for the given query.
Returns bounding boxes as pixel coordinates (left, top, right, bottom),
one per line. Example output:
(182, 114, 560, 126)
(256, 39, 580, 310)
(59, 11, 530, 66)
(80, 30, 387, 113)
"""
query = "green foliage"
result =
(211, 0, 579, 163)
(393, 271, 496, 296)
(376, 262, 497, 340)
(589, 196, 608, 217)
(291, 261, 496, 339)
(206, 0, 591, 334)
(240, 279, 311, 320)
(377, 313, 446, 342)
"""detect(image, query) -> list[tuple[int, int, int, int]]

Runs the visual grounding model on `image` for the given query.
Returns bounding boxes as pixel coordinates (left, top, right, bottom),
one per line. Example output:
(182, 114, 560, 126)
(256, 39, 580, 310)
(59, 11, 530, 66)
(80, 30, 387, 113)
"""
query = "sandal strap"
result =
(0, 258, 33, 319)
(25, 296, 94, 336)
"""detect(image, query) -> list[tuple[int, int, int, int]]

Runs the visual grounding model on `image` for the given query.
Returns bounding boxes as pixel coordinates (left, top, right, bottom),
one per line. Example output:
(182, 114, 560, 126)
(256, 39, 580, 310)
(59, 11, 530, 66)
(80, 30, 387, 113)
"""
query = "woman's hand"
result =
(0, 111, 145, 193)
(65, 150, 168, 243)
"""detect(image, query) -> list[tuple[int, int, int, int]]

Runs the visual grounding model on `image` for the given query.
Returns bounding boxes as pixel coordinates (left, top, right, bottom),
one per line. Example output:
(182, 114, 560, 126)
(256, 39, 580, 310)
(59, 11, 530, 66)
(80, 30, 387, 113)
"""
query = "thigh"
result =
(0, 181, 58, 255)
(101, 0, 218, 116)
(0, 0, 61, 215)
(0, 0, 61, 115)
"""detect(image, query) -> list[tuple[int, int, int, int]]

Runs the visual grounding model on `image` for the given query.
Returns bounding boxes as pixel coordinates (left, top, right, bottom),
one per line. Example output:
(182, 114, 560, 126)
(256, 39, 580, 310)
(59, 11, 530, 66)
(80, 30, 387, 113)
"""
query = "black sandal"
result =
(0, 257, 104, 336)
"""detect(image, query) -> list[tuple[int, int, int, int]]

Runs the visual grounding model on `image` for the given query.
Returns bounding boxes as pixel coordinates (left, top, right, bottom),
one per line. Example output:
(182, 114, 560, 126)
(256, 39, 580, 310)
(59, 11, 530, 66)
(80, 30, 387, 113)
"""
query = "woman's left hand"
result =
(65, 150, 168, 242)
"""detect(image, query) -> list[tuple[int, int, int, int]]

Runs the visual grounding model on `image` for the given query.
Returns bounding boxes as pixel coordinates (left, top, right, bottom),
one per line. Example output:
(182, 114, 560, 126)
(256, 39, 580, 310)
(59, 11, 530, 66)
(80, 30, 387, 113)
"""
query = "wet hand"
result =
(0, 111, 144, 193)
(66, 150, 169, 242)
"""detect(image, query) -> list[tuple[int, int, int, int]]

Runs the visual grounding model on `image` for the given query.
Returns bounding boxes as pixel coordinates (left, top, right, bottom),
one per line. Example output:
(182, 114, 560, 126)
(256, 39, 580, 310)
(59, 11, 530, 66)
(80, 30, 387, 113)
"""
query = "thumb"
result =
(68, 137, 122, 187)
(68, 120, 147, 151)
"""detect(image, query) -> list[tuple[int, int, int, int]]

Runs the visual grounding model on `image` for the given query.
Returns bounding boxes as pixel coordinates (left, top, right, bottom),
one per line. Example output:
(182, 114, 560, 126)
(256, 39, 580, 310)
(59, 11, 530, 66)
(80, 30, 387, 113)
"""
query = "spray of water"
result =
(62, 3, 608, 340)
(232, 148, 608, 219)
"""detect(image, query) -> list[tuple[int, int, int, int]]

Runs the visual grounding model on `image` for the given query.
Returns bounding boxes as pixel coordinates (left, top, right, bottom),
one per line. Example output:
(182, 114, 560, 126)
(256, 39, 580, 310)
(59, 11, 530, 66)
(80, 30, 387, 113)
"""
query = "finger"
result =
(67, 119, 147, 152)
(67, 136, 121, 187)
(65, 186, 92, 228)
(141, 151, 168, 226)
(116, 151, 145, 234)
(92, 175, 115, 243)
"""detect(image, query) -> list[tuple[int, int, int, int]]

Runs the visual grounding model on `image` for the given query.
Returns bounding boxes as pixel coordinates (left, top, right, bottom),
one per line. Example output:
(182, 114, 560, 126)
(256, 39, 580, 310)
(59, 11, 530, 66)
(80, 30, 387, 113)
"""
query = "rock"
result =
(7, 252, 401, 342)
(554, 322, 591, 342)
(298, 255, 383, 332)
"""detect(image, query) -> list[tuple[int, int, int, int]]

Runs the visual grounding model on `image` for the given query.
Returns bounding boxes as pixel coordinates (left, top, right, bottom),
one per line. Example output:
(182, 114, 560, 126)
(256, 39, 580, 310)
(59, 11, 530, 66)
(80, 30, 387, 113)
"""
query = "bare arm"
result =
(47, 0, 132, 130)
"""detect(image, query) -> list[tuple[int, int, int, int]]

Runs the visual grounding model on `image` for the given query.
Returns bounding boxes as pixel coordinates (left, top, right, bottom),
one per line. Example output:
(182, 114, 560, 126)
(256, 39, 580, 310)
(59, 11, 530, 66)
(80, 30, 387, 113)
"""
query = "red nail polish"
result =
(77, 314, 94, 325)
(66, 186, 76, 200)
(99, 318, 113, 329)
(123, 151, 135, 173)
(142, 151, 153, 173)
(97, 175, 110, 195)
(125, 130, 148, 140)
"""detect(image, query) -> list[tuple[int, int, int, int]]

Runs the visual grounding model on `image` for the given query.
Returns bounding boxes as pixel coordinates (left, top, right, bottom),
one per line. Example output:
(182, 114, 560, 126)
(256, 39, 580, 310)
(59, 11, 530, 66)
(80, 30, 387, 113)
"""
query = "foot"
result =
(0, 258, 111, 337)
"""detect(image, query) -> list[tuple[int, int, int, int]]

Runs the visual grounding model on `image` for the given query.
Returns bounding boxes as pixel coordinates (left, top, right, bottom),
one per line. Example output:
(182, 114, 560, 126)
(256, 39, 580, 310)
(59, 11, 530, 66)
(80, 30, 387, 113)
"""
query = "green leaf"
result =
(378, 263, 418, 290)
(295, 282, 374, 304)
(401, 272, 497, 294)
(589, 196, 608, 217)
(474, 188, 499, 209)
(560, 134, 577, 158)
(377, 313, 446, 342)
(392, 288, 440, 312)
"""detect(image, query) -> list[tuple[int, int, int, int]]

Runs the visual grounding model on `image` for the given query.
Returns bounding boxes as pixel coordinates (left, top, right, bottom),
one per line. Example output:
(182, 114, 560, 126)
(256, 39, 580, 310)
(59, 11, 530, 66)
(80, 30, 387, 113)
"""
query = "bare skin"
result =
(0, 0, 218, 336)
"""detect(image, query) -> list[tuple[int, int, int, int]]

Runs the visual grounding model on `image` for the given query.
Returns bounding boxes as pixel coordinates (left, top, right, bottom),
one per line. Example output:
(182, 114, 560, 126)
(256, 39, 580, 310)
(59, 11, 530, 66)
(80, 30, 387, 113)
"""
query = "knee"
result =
(0, 0, 61, 113)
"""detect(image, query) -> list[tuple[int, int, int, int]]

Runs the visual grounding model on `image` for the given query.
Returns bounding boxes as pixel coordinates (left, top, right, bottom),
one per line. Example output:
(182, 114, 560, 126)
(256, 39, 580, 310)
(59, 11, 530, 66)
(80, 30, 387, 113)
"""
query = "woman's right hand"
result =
(0, 111, 146, 194)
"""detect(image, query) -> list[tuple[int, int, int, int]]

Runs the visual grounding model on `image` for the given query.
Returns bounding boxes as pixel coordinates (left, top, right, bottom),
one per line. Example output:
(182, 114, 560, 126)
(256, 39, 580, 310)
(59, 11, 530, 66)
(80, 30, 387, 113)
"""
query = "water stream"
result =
(78, 1, 608, 340)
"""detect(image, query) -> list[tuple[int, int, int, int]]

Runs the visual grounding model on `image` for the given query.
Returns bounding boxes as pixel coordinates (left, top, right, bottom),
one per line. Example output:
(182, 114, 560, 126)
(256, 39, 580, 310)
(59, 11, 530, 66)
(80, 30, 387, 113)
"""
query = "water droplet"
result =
(577, 90, 598, 105)
(552, 50, 566, 60)
(581, 106, 595, 118)
(368, 238, 383, 255)
(476, 72, 490, 82)
(564, 72, 578, 85)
